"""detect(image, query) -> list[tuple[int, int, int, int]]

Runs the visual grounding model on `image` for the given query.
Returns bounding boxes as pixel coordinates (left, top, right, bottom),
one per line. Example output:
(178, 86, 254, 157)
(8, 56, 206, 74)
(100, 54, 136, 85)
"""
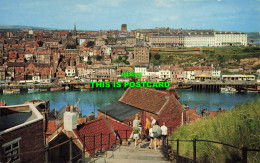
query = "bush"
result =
(170, 100, 260, 163)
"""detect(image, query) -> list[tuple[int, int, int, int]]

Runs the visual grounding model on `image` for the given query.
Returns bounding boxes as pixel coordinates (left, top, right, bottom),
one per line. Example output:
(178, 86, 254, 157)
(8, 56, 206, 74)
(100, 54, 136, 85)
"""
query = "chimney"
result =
(64, 105, 77, 131)
(166, 87, 180, 99)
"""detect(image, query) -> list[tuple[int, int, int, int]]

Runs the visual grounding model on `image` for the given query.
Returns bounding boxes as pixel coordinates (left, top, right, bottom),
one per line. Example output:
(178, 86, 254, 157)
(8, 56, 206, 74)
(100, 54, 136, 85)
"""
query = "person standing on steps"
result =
(133, 114, 140, 127)
(152, 121, 162, 150)
(145, 118, 151, 141)
(151, 116, 156, 126)
(149, 125, 154, 149)
(133, 126, 140, 148)
(161, 122, 168, 146)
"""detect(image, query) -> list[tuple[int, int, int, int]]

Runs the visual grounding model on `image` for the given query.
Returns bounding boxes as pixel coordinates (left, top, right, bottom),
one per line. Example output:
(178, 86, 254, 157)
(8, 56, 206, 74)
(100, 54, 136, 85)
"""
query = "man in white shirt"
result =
(161, 122, 168, 146)
(151, 116, 156, 126)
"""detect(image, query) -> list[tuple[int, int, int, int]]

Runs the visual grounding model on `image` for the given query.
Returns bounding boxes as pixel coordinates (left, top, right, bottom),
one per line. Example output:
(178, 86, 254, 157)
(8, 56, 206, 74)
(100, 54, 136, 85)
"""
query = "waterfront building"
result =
(0, 104, 45, 163)
(65, 66, 76, 77)
(134, 65, 148, 81)
(116, 67, 133, 82)
(159, 69, 171, 80)
(221, 74, 255, 81)
(212, 67, 221, 80)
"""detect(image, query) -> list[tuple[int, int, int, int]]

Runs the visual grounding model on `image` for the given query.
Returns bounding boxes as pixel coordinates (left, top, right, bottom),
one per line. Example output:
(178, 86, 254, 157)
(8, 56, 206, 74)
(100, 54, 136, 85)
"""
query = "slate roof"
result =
(99, 101, 141, 120)
(0, 108, 36, 132)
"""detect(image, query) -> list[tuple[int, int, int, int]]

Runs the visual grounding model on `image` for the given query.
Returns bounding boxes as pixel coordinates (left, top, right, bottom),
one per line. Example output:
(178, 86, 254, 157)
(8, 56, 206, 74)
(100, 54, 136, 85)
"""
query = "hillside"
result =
(170, 100, 260, 163)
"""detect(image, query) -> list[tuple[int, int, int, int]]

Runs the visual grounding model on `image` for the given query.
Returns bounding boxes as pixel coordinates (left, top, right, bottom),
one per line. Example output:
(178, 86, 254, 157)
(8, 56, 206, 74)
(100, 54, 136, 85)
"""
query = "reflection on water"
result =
(0, 88, 259, 116)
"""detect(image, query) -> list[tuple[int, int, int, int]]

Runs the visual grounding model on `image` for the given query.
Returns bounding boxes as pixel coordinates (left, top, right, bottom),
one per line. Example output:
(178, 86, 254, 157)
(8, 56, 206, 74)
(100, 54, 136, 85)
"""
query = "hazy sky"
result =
(0, 0, 259, 32)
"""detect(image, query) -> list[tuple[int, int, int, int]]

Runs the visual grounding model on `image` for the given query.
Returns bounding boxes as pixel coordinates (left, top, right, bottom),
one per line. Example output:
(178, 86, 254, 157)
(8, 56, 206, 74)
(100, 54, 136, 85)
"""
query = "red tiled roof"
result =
(116, 67, 133, 71)
(46, 120, 63, 135)
(185, 109, 200, 123)
(107, 118, 132, 141)
(119, 87, 170, 114)
(73, 117, 117, 155)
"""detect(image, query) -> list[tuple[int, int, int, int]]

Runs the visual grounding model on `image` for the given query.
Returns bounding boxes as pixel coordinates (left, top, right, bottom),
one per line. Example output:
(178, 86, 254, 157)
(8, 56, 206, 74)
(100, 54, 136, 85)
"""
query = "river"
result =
(0, 88, 259, 116)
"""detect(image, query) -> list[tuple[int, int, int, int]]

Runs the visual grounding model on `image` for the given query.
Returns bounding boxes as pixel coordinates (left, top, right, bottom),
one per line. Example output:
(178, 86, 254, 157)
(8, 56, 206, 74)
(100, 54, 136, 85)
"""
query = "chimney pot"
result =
(66, 106, 70, 112)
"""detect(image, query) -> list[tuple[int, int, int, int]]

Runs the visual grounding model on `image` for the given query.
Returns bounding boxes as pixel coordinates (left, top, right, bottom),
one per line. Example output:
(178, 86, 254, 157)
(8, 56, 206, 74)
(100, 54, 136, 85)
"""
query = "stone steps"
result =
(90, 141, 171, 163)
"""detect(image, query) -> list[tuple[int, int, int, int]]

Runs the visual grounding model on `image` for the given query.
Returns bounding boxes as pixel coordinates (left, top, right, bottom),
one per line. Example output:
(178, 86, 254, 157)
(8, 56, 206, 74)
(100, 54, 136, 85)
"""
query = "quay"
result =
(0, 81, 259, 93)
(180, 80, 259, 92)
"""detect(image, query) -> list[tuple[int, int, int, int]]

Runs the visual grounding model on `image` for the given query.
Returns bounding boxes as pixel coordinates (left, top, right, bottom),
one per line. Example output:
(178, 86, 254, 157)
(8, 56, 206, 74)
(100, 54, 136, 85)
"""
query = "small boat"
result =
(28, 88, 40, 93)
(80, 85, 93, 91)
(3, 89, 20, 94)
(221, 87, 237, 93)
(3, 89, 13, 94)
(65, 86, 70, 90)
(176, 85, 192, 89)
(247, 90, 258, 93)
(40, 89, 48, 92)
(50, 87, 64, 91)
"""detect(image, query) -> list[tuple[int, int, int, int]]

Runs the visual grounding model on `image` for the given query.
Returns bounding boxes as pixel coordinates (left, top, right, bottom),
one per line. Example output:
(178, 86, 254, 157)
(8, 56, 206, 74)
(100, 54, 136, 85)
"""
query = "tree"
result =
(96, 55, 103, 61)
(118, 56, 122, 61)
(37, 41, 44, 47)
(87, 41, 95, 47)
(154, 53, 161, 60)
(87, 60, 92, 65)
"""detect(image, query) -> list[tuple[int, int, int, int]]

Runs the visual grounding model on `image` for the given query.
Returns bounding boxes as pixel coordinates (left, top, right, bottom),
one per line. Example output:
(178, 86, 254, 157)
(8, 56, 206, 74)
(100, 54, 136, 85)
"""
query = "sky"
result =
(0, 0, 259, 32)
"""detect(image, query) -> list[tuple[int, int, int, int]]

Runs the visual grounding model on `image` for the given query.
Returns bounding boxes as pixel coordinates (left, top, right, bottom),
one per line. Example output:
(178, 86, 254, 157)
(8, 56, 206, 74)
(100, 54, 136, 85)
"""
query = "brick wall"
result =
(0, 120, 45, 163)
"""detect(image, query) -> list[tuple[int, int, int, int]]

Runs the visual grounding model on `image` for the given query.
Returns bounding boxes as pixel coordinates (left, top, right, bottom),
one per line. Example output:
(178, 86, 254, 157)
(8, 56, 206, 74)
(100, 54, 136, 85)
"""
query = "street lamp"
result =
(181, 93, 191, 125)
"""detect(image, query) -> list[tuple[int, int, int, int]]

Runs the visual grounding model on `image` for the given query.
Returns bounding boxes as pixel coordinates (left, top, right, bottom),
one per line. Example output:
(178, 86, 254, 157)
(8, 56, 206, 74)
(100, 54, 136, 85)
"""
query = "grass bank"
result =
(170, 100, 260, 163)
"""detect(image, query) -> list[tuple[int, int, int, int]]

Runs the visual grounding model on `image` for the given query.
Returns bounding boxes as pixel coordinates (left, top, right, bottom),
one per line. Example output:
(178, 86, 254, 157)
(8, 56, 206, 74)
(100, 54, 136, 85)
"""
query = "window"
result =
(2, 138, 21, 162)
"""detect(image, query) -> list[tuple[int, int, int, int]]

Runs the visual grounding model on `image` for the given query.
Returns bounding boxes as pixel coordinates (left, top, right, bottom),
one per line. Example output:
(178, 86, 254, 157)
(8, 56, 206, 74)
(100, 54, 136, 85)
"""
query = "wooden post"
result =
(45, 146, 49, 163)
(177, 139, 179, 163)
(108, 133, 111, 150)
(242, 146, 247, 163)
(82, 135, 85, 163)
(126, 130, 127, 141)
(93, 135, 95, 157)
(193, 139, 196, 163)
(69, 138, 73, 163)
(100, 133, 102, 153)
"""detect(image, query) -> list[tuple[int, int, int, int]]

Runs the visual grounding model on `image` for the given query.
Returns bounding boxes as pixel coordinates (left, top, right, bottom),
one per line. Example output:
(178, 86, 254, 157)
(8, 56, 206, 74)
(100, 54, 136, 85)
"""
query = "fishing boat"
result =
(220, 87, 237, 93)
(50, 87, 64, 91)
(28, 88, 40, 93)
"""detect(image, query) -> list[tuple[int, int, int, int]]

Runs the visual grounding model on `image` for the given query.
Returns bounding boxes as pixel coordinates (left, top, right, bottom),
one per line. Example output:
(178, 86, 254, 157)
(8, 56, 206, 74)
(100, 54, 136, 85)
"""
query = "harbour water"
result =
(0, 88, 259, 116)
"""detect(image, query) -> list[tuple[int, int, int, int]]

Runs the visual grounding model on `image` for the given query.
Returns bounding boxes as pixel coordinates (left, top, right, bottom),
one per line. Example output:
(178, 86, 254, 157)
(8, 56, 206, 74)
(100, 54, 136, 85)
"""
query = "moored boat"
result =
(65, 86, 70, 90)
(80, 85, 93, 91)
(221, 87, 237, 93)
(50, 87, 64, 91)
(3, 89, 20, 94)
(28, 88, 40, 93)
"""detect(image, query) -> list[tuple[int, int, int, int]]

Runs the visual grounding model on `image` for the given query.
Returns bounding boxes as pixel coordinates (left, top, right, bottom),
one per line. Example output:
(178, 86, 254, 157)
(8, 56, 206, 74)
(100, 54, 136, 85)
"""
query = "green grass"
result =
(170, 100, 260, 163)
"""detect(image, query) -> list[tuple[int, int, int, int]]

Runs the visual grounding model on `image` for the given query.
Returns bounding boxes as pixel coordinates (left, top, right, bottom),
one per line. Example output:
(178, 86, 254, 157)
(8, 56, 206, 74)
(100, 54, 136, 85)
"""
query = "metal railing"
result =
(0, 129, 133, 163)
(166, 138, 260, 163)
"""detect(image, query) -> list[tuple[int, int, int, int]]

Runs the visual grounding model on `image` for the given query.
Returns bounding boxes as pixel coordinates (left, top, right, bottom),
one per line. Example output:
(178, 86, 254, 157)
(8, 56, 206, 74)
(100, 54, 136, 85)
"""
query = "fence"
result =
(0, 130, 132, 163)
(166, 138, 260, 163)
